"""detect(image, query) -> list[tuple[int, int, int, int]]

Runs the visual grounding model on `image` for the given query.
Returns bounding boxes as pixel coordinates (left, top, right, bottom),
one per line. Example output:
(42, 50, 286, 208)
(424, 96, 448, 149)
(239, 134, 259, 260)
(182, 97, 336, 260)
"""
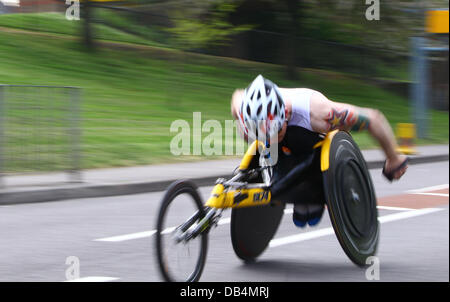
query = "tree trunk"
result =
(284, 0, 302, 80)
(83, 0, 95, 50)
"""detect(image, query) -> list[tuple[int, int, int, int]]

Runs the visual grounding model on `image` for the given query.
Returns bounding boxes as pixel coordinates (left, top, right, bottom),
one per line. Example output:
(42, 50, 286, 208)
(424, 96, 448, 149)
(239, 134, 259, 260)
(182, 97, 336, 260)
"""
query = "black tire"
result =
(155, 180, 208, 282)
(323, 131, 379, 267)
(230, 203, 285, 262)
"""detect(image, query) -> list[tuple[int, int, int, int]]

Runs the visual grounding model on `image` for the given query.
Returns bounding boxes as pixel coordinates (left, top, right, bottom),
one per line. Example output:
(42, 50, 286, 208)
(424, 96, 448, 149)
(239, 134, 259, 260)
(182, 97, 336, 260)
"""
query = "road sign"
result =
(426, 9, 449, 34)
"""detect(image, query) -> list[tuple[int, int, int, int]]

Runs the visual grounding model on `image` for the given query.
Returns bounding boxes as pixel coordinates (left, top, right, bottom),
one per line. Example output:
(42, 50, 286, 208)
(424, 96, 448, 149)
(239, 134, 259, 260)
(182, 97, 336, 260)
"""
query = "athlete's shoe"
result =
(292, 202, 324, 228)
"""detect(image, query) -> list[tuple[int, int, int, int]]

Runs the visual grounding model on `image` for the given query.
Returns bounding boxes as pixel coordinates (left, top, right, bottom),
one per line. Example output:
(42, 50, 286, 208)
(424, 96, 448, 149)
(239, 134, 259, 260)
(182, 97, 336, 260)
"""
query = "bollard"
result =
(396, 123, 417, 155)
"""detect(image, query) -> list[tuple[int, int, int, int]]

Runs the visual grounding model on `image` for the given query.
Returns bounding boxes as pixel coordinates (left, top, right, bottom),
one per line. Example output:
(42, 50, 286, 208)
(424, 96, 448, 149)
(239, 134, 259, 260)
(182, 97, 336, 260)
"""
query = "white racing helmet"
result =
(238, 75, 286, 141)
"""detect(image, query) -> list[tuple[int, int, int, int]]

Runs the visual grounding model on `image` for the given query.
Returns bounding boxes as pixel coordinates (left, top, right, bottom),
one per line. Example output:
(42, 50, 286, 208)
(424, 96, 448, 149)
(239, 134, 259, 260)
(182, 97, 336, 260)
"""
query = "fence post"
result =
(68, 88, 82, 183)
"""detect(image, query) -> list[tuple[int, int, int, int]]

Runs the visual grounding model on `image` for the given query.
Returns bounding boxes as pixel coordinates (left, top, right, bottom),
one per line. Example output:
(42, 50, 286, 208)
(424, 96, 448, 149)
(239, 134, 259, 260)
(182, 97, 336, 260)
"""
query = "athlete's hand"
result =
(384, 154, 408, 180)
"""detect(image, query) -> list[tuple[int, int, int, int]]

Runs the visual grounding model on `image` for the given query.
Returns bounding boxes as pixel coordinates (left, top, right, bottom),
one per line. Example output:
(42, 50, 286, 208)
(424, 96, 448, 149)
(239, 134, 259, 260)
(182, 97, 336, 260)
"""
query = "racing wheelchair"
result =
(155, 129, 379, 282)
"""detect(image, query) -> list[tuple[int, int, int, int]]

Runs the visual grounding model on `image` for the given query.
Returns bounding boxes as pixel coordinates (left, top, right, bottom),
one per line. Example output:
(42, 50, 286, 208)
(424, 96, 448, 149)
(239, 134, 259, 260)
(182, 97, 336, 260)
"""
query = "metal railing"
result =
(0, 85, 82, 185)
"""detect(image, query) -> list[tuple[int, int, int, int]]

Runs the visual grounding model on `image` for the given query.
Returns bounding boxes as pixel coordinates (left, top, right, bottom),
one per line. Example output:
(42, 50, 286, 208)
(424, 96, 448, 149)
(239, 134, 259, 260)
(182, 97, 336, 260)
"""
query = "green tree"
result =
(167, 0, 253, 51)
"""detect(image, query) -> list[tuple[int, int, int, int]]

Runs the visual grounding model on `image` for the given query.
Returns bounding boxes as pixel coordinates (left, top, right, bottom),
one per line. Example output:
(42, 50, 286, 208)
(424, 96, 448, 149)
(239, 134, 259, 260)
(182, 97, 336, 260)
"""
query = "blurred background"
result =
(0, 0, 448, 178)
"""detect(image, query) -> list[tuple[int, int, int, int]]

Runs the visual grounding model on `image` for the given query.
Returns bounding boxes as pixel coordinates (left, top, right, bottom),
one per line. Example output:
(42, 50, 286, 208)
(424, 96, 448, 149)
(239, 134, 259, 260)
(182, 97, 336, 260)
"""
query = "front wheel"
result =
(155, 180, 208, 282)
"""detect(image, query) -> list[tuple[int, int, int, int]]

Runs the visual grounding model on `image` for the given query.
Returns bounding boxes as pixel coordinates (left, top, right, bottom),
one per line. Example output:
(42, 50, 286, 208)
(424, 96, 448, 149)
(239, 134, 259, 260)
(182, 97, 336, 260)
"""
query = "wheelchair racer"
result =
(231, 75, 408, 227)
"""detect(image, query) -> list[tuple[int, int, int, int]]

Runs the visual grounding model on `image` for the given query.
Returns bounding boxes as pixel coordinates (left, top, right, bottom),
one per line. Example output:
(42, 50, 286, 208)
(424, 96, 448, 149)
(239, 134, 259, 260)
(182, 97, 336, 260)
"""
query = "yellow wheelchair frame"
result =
(204, 130, 338, 209)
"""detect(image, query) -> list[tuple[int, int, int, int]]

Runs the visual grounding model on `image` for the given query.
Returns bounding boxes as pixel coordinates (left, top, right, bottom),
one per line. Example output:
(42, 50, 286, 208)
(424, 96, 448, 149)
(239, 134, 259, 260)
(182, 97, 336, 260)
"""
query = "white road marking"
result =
(94, 230, 156, 242)
(411, 192, 449, 197)
(93, 205, 436, 243)
(377, 207, 443, 223)
(161, 227, 176, 234)
(376, 205, 415, 211)
(407, 184, 449, 194)
(64, 276, 119, 282)
(217, 217, 231, 225)
(284, 208, 293, 214)
(269, 207, 444, 248)
(269, 227, 334, 248)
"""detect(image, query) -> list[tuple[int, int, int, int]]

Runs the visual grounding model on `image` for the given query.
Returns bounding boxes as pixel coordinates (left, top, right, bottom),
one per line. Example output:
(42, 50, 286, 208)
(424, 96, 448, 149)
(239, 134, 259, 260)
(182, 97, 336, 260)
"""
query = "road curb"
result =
(0, 154, 448, 205)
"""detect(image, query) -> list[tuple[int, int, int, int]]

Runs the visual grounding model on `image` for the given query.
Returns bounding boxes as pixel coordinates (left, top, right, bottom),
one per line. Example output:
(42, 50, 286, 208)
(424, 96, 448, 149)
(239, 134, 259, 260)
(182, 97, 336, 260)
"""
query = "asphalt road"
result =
(0, 161, 448, 282)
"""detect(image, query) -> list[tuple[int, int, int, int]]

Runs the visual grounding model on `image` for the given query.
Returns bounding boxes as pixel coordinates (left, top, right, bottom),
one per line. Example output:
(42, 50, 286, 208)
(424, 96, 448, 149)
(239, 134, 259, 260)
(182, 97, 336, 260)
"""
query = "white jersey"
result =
(280, 88, 315, 132)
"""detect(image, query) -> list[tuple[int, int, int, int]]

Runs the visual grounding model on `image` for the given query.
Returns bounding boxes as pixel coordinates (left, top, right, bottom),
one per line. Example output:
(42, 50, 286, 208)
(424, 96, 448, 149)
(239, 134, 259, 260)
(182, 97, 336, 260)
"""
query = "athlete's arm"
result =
(231, 89, 248, 140)
(309, 91, 408, 180)
(231, 89, 243, 120)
